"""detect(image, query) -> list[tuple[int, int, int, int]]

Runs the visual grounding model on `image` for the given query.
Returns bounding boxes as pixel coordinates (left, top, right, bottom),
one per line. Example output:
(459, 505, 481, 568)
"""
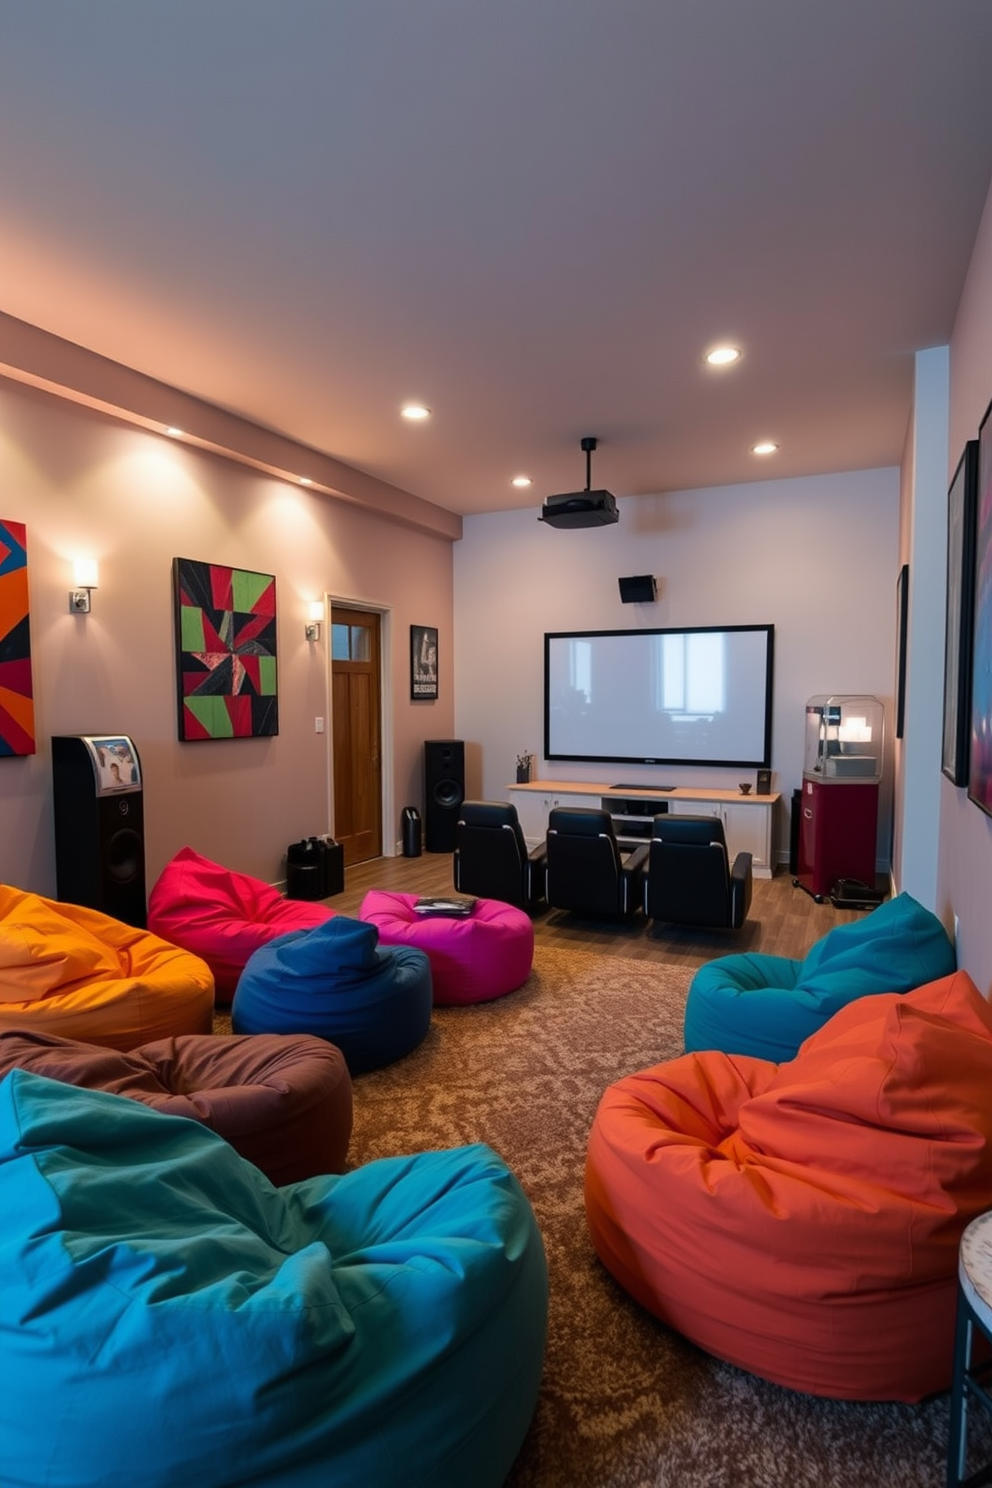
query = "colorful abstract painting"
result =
(173, 558, 278, 741)
(967, 399, 992, 818)
(0, 520, 36, 756)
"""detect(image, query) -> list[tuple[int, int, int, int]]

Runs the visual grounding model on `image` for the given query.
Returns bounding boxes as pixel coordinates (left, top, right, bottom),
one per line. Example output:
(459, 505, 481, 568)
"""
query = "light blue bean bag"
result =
(232, 914, 433, 1074)
(683, 891, 956, 1062)
(0, 1071, 548, 1488)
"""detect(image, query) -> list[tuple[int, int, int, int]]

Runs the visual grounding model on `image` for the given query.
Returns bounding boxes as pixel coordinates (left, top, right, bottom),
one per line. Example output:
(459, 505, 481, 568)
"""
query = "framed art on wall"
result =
(0, 519, 36, 756)
(895, 563, 909, 740)
(173, 558, 278, 740)
(967, 398, 992, 819)
(410, 625, 438, 701)
(941, 441, 978, 785)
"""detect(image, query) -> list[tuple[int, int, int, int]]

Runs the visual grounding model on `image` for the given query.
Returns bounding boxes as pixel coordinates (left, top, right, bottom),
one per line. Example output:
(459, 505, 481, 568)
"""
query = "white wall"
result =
(454, 467, 900, 868)
(898, 346, 950, 908)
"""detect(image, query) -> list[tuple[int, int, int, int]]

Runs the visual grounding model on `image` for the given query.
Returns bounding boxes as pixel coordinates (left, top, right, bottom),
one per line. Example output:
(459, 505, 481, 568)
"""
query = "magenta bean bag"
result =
(148, 846, 335, 1003)
(359, 891, 533, 1005)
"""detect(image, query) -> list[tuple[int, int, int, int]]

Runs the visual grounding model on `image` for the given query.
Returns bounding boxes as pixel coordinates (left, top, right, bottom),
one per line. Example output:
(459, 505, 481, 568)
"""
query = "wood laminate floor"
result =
(324, 852, 877, 971)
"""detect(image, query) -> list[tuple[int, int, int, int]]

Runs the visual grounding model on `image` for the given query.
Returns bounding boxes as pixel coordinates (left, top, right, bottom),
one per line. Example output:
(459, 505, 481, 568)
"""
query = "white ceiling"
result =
(1, 1, 991, 517)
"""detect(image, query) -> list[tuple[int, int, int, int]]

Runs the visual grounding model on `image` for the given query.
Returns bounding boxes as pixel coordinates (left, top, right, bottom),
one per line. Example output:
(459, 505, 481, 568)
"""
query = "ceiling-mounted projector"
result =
(540, 436, 619, 528)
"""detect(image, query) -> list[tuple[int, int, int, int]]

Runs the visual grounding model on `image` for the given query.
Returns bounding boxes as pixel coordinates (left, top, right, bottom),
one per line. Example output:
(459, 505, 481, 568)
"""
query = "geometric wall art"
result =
(0, 519, 36, 756)
(172, 557, 278, 741)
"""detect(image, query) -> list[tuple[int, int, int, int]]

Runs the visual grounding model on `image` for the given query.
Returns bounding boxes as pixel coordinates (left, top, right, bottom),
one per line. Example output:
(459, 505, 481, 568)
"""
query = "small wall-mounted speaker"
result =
(618, 574, 657, 604)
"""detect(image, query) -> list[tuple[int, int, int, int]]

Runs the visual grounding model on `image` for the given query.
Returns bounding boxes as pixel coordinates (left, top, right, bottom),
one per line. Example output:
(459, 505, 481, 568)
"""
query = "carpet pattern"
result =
(221, 944, 977, 1487)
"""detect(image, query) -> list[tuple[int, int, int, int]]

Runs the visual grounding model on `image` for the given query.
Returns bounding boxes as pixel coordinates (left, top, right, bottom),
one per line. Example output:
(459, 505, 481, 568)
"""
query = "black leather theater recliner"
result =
(642, 815, 752, 929)
(544, 807, 648, 918)
(453, 800, 547, 911)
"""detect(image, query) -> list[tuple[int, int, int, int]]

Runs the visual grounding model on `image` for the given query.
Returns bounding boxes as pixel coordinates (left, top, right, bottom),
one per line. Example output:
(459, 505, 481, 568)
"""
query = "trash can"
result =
(401, 807, 422, 858)
(319, 836, 345, 896)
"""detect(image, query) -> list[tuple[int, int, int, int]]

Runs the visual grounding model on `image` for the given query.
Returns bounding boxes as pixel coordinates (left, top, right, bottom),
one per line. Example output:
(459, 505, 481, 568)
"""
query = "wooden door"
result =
(331, 607, 382, 865)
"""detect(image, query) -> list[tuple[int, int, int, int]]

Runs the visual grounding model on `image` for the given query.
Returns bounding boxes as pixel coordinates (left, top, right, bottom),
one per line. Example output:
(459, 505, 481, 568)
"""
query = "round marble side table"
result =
(947, 1209, 992, 1488)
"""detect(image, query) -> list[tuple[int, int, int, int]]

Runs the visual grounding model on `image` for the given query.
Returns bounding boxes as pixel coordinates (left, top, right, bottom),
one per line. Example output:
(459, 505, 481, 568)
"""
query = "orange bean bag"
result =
(585, 970, 992, 1402)
(147, 846, 335, 1003)
(0, 885, 214, 1051)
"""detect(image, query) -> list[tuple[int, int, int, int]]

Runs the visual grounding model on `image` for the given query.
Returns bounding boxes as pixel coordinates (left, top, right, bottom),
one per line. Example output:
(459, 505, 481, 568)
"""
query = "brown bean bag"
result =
(585, 970, 992, 1402)
(0, 885, 214, 1050)
(0, 1028, 352, 1185)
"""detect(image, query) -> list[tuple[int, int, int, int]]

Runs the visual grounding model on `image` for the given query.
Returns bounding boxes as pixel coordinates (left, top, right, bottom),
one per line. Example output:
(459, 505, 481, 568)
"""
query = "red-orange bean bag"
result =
(147, 847, 336, 1003)
(585, 970, 992, 1402)
(0, 1028, 352, 1186)
(0, 885, 214, 1050)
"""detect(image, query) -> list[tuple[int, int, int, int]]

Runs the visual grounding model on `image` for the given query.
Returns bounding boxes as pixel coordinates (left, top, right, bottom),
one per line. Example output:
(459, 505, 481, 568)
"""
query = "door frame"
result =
(325, 595, 396, 858)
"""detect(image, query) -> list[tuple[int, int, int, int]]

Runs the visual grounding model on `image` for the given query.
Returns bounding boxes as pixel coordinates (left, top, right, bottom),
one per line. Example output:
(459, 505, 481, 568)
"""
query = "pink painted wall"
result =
(0, 376, 456, 894)
(939, 174, 992, 994)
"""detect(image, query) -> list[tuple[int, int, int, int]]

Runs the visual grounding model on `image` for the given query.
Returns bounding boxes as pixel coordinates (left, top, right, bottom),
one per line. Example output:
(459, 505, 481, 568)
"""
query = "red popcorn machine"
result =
(793, 695, 884, 904)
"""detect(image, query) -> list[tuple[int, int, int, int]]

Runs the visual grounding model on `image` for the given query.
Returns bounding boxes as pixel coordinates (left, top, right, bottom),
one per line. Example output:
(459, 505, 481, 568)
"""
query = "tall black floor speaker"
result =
(424, 739, 465, 852)
(52, 735, 147, 927)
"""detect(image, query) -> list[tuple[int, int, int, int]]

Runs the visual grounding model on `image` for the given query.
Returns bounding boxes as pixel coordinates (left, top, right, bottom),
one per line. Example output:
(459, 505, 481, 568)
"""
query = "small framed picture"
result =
(410, 625, 438, 701)
(82, 735, 142, 796)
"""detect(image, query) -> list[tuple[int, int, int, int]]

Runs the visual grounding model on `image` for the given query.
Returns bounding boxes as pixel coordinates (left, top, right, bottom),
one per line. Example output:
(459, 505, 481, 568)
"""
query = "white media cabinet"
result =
(507, 779, 780, 879)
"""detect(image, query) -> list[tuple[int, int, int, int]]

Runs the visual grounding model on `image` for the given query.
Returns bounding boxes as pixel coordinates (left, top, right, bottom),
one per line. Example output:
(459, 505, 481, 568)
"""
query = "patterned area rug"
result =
(220, 944, 969, 1487)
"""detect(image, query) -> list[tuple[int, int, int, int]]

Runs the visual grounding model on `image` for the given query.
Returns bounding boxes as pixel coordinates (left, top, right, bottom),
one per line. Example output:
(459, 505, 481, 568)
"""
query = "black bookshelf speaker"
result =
(618, 574, 657, 604)
(756, 768, 772, 796)
(51, 735, 147, 927)
(423, 739, 465, 852)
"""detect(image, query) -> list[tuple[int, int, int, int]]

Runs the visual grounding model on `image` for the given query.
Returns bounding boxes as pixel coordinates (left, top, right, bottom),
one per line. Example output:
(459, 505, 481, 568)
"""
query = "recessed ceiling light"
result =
(704, 345, 742, 367)
(400, 403, 431, 421)
(165, 426, 184, 437)
(752, 441, 779, 456)
(511, 475, 532, 488)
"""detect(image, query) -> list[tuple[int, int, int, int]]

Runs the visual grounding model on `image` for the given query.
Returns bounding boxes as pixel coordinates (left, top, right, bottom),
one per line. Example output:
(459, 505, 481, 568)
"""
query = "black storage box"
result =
(829, 878, 886, 911)
(286, 836, 344, 899)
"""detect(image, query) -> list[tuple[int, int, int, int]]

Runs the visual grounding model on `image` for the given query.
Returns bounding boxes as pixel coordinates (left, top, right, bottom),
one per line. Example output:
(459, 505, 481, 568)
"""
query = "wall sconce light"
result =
(70, 559, 99, 614)
(305, 601, 323, 642)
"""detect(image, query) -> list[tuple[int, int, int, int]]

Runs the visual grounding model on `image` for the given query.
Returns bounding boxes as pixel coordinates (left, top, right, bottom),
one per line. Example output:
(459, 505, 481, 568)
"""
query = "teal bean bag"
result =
(0, 1071, 548, 1488)
(683, 891, 956, 1062)
(232, 915, 433, 1074)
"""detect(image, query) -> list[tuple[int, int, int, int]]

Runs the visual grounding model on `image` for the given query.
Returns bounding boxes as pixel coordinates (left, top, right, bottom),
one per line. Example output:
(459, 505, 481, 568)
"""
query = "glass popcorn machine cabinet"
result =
(795, 696, 884, 903)
(804, 695, 883, 782)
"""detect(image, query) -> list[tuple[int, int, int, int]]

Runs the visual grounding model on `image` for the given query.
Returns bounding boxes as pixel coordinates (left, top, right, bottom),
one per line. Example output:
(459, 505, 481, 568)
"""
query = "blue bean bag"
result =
(0, 1071, 548, 1488)
(683, 891, 956, 1061)
(232, 915, 433, 1074)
